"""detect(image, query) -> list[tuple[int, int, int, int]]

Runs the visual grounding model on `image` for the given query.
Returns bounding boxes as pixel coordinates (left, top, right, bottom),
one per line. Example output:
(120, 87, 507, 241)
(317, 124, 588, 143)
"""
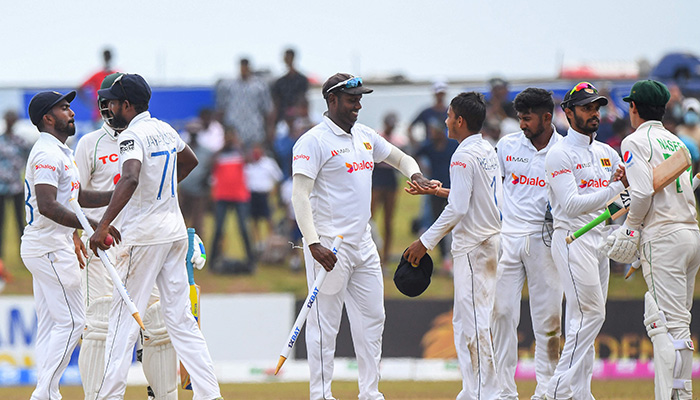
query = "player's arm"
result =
(405, 154, 472, 265)
(90, 159, 140, 253)
(623, 140, 654, 230)
(35, 184, 85, 229)
(545, 149, 625, 215)
(382, 144, 432, 188)
(78, 189, 113, 208)
(177, 144, 199, 182)
(291, 173, 337, 271)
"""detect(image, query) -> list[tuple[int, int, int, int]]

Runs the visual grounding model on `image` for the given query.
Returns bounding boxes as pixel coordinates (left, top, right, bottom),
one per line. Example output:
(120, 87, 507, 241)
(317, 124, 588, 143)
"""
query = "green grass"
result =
(0, 195, 698, 300)
(0, 379, 684, 400)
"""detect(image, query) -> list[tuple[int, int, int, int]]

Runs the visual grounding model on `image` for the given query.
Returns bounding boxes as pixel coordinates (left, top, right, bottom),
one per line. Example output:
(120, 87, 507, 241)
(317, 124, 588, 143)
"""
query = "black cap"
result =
(561, 81, 608, 110)
(322, 73, 373, 99)
(97, 73, 151, 104)
(394, 250, 433, 297)
(28, 90, 77, 127)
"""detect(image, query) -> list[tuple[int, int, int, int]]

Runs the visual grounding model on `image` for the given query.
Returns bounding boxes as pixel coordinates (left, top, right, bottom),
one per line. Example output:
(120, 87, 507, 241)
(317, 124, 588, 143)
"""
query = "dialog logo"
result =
(580, 178, 609, 188)
(345, 160, 374, 173)
(512, 174, 546, 187)
(293, 154, 310, 161)
(550, 168, 571, 178)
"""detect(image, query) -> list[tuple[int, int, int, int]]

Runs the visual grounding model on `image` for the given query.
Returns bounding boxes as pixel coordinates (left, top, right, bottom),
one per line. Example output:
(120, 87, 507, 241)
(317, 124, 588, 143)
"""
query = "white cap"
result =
(683, 98, 700, 114)
(433, 81, 448, 94)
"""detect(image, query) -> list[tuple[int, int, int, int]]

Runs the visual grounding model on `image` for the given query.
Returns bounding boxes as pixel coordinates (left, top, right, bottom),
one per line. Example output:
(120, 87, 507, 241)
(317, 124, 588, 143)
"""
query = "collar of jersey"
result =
(39, 132, 71, 150)
(323, 114, 352, 136)
(635, 120, 663, 132)
(101, 123, 118, 140)
(125, 111, 151, 131)
(566, 127, 597, 147)
(458, 133, 482, 149)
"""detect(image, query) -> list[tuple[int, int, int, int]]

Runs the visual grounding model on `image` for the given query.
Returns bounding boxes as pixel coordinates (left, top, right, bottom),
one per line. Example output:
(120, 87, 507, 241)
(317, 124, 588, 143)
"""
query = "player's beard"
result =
(55, 118, 76, 137)
(110, 110, 129, 131)
(573, 111, 599, 135)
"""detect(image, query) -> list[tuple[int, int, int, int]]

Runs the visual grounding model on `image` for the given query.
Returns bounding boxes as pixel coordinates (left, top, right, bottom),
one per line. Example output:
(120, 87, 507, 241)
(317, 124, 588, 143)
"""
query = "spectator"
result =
(371, 112, 406, 263)
(595, 85, 624, 145)
(209, 128, 256, 271)
(415, 119, 459, 274)
(196, 108, 225, 153)
(677, 98, 700, 145)
(179, 119, 214, 238)
(486, 77, 517, 136)
(271, 48, 309, 124)
(244, 144, 283, 253)
(78, 47, 117, 123)
(0, 110, 30, 282)
(215, 58, 274, 149)
(407, 81, 449, 148)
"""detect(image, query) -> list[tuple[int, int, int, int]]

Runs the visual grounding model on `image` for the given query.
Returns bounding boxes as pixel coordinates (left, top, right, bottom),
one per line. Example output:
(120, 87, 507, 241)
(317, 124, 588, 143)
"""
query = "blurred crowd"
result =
(2, 47, 700, 277)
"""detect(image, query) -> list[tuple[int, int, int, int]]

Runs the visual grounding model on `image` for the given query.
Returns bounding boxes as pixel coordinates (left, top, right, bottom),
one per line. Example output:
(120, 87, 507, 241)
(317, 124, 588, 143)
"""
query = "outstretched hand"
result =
(405, 179, 442, 196)
(612, 164, 628, 186)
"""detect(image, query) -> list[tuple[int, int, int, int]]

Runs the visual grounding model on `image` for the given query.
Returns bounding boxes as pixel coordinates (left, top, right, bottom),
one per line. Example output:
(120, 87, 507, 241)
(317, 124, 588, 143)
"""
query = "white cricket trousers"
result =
(641, 228, 700, 400)
(453, 234, 500, 400)
(492, 232, 562, 400)
(303, 233, 385, 400)
(96, 239, 221, 400)
(546, 228, 608, 400)
(23, 247, 85, 400)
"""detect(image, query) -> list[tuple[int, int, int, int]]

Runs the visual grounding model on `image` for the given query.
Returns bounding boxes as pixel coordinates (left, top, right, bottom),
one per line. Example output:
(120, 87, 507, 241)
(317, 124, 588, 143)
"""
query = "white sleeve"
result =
(32, 151, 62, 187)
(545, 149, 625, 216)
(382, 145, 421, 179)
(419, 153, 473, 250)
(291, 173, 320, 245)
(622, 138, 654, 230)
(118, 131, 143, 165)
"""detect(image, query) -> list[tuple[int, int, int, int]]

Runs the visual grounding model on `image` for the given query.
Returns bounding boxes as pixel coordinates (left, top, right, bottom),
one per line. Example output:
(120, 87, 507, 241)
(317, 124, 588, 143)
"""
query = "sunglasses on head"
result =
(569, 81, 598, 95)
(325, 77, 363, 94)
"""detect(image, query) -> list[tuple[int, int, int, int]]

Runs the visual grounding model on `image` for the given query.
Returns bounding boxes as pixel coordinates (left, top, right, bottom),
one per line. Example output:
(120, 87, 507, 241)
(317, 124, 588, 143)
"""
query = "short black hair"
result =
(513, 88, 554, 115)
(133, 103, 149, 114)
(635, 101, 665, 121)
(450, 92, 486, 133)
(285, 48, 295, 58)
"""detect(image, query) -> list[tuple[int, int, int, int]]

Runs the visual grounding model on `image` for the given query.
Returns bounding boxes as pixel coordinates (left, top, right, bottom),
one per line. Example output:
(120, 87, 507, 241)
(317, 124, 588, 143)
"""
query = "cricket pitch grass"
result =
(0, 379, 692, 399)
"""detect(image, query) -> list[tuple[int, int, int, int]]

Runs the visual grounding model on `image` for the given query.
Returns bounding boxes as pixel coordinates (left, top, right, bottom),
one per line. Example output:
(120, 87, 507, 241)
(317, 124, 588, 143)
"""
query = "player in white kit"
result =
(544, 82, 626, 400)
(604, 80, 700, 400)
(75, 72, 179, 400)
(87, 74, 222, 400)
(404, 92, 502, 400)
(292, 73, 431, 400)
(491, 88, 563, 400)
(21, 90, 119, 400)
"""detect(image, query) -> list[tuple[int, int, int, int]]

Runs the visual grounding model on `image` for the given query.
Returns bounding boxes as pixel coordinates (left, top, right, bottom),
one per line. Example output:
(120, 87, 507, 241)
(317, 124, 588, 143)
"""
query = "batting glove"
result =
(606, 224, 640, 263)
(191, 234, 206, 270)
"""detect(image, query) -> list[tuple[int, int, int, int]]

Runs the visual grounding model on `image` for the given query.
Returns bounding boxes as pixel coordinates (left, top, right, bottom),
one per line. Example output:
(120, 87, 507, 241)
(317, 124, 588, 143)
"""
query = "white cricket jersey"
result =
(292, 115, 392, 247)
(622, 120, 698, 243)
(497, 127, 562, 235)
(420, 134, 502, 257)
(544, 128, 625, 232)
(75, 124, 123, 225)
(117, 112, 187, 245)
(21, 133, 81, 257)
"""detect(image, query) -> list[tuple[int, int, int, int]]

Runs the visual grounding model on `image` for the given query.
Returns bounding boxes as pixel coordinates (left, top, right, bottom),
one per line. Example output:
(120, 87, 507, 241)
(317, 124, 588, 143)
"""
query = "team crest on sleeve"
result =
(363, 142, 372, 150)
(119, 140, 135, 154)
(600, 158, 611, 167)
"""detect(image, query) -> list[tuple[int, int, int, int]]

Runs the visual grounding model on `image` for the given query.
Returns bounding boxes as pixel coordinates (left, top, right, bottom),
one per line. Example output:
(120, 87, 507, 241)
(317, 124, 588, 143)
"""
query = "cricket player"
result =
(544, 82, 626, 400)
(87, 73, 223, 400)
(292, 73, 431, 400)
(404, 92, 502, 400)
(491, 88, 563, 400)
(604, 80, 700, 400)
(21, 90, 118, 400)
(75, 72, 180, 400)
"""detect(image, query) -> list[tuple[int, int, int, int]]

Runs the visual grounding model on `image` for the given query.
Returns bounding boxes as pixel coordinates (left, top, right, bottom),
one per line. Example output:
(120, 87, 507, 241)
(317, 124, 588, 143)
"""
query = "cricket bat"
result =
(565, 149, 692, 244)
(274, 235, 344, 375)
(180, 227, 201, 390)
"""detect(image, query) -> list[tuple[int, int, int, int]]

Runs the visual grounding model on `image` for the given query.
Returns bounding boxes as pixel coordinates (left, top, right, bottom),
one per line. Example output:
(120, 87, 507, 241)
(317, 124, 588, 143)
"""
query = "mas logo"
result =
(505, 155, 529, 163)
(576, 162, 592, 169)
(345, 160, 374, 173)
(330, 148, 350, 157)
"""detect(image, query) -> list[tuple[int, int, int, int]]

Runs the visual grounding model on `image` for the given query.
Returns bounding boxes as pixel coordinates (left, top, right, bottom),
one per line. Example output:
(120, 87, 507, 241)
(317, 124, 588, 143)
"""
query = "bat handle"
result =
(565, 234, 575, 244)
